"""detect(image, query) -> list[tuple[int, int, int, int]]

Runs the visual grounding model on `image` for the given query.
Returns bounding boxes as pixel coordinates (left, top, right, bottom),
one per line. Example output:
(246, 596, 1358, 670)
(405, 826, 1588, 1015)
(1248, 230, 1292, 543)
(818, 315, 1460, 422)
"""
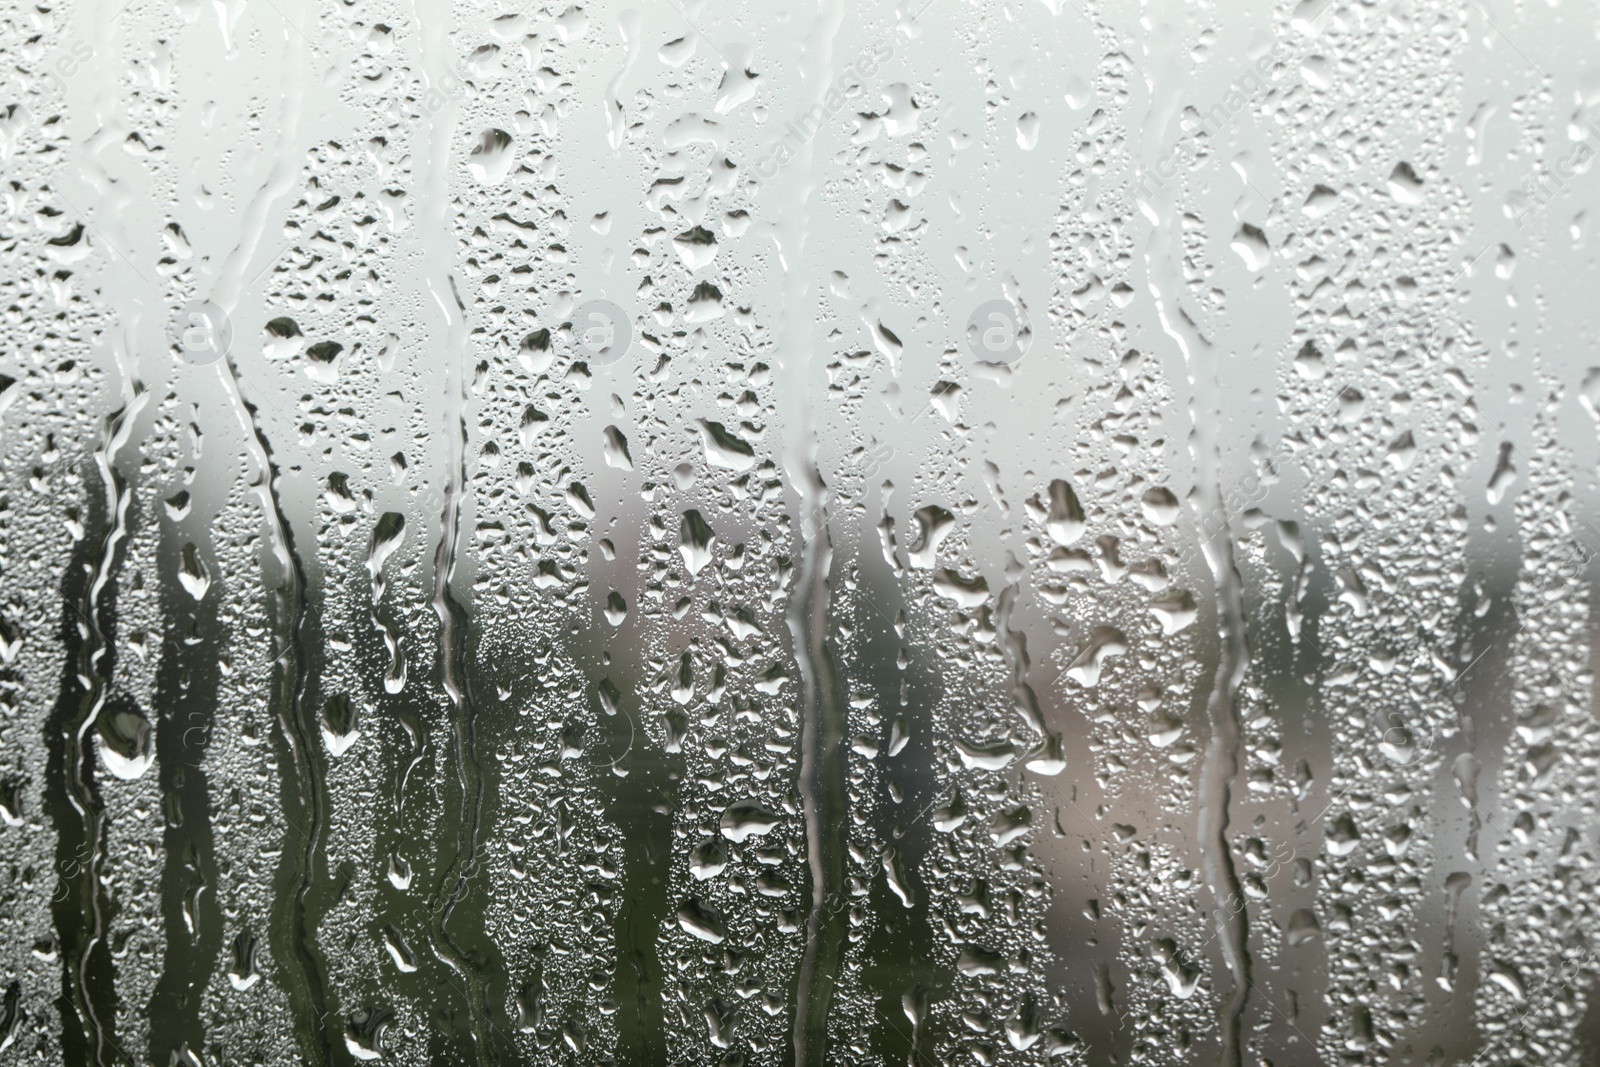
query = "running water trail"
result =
(214, 353, 336, 1066)
(53, 399, 141, 1067)
(207, 4, 340, 1061)
(414, 2, 506, 1053)
(1147, 259, 1252, 1067)
(604, 10, 642, 151)
(1193, 488, 1251, 1067)
(1139, 73, 1251, 1066)
(424, 273, 503, 1059)
(49, 0, 152, 1055)
(767, 2, 846, 1062)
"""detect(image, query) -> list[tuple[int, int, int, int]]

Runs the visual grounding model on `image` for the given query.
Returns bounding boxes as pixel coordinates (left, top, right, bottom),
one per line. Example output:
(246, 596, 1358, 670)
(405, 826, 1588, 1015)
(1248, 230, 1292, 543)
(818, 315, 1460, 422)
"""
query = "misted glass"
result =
(2, 0, 1598, 1064)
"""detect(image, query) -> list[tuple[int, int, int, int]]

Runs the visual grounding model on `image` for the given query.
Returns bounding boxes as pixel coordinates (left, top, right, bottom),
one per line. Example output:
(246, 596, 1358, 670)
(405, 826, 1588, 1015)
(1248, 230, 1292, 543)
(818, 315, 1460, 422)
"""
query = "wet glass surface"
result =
(3, 0, 1600, 1064)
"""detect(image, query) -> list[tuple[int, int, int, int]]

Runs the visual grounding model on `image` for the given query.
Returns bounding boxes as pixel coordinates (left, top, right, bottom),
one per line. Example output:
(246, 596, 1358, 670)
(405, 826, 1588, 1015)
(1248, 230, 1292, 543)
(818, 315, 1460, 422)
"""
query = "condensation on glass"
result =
(1, 0, 1598, 1064)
